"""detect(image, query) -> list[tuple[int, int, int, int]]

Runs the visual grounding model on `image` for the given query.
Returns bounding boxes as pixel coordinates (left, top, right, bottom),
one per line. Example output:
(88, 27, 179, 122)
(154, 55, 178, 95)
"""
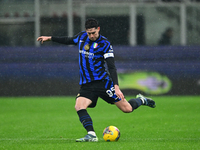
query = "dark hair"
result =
(85, 18, 99, 29)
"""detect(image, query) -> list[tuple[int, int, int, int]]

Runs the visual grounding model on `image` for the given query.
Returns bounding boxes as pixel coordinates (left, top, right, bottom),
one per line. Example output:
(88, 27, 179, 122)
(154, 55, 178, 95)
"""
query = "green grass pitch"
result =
(0, 96, 200, 150)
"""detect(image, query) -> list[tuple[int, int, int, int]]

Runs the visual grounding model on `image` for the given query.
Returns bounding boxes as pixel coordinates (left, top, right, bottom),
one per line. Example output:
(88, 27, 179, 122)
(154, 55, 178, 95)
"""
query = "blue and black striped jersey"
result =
(73, 31, 114, 85)
(52, 31, 117, 85)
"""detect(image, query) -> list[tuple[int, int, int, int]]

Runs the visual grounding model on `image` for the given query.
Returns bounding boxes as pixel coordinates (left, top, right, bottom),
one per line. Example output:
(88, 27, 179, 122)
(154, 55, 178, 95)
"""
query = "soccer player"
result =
(37, 18, 156, 142)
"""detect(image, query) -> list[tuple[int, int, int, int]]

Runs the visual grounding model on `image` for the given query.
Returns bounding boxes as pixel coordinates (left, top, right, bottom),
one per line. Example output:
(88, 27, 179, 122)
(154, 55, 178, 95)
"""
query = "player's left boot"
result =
(136, 94, 156, 108)
(76, 134, 98, 142)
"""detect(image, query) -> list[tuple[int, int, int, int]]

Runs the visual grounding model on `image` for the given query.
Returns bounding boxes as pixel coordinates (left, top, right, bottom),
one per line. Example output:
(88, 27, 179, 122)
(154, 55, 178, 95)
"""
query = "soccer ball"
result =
(103, 126, 120, 142)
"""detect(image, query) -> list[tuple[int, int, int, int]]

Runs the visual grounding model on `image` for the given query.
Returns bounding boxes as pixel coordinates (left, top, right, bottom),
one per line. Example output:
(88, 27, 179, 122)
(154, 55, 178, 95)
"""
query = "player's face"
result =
(86, 27, 100, 41)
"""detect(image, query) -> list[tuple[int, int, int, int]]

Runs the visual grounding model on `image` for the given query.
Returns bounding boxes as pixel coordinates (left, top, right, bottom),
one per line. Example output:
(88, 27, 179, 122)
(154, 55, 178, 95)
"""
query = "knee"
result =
(74, 98, 83, 111)
(74, 99, 89, 111)
(75, 97, 92, 111)
(75, 104, 81, 111)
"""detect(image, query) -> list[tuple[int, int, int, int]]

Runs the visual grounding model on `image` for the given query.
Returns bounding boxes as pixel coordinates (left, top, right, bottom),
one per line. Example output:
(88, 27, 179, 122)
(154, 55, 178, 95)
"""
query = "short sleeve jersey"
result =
(72, 31, 114, 85)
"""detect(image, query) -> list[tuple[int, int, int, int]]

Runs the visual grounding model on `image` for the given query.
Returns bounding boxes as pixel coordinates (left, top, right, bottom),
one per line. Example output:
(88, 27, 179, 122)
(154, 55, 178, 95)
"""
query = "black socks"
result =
(77, 109, 94, 132)
(128, 98, 143, 111)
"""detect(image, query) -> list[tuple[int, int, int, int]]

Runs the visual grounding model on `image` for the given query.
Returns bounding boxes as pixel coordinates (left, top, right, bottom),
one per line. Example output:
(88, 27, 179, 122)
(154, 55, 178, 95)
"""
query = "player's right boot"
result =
(76, 134, 98, 142)
(136, 94, 156, 108)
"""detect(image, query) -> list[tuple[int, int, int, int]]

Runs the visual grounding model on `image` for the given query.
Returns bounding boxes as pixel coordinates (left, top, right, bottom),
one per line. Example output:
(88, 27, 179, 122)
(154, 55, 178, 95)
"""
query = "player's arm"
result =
(51, 36, 76, 45)
(37, 36, 51, 44)
(105, 57, 118, 85)
(37, 31, 83, 45)
(105, 57, 125, 101)
(37, 36, 76, 45)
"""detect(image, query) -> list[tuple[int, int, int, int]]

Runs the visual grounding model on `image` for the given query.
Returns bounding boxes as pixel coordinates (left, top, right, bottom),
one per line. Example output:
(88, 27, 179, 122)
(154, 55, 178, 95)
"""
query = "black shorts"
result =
(76, 80, 121, 108)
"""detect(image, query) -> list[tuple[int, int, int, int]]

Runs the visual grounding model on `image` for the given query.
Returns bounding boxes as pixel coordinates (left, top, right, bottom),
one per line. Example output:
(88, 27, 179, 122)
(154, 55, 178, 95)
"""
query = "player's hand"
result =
(114, 85, 125, 101)
(37, 36, 51, 44)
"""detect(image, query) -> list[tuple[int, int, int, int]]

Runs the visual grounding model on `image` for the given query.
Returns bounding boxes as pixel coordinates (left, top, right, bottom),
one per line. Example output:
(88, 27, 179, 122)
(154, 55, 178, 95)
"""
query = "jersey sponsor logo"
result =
(104, 53, 114, 59)
(79, 40, 84, 43)
(79, 50, 94, 58)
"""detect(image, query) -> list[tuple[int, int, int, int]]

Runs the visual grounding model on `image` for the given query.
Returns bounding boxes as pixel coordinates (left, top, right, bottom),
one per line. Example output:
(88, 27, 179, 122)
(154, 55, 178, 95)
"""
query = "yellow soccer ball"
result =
(103, 126, 120, 142)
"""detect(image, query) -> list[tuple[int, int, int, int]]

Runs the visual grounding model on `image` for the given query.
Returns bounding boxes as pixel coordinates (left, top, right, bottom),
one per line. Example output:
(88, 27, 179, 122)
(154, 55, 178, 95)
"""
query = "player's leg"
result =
(75, 97, 95, 134)
(75, 97, 98, 142)
(115, 94, 156, 112)
(100, 80, 155, 112)
(75, 82, 100, 142)
(101, 93, 142, 113)
(115, 96, 146, 113)
(99, 80, 142, 113)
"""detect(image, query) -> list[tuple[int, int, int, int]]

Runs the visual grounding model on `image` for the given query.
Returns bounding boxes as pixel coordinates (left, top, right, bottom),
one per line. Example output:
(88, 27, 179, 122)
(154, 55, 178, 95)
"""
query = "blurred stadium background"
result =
(0, 0, 200, 96)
